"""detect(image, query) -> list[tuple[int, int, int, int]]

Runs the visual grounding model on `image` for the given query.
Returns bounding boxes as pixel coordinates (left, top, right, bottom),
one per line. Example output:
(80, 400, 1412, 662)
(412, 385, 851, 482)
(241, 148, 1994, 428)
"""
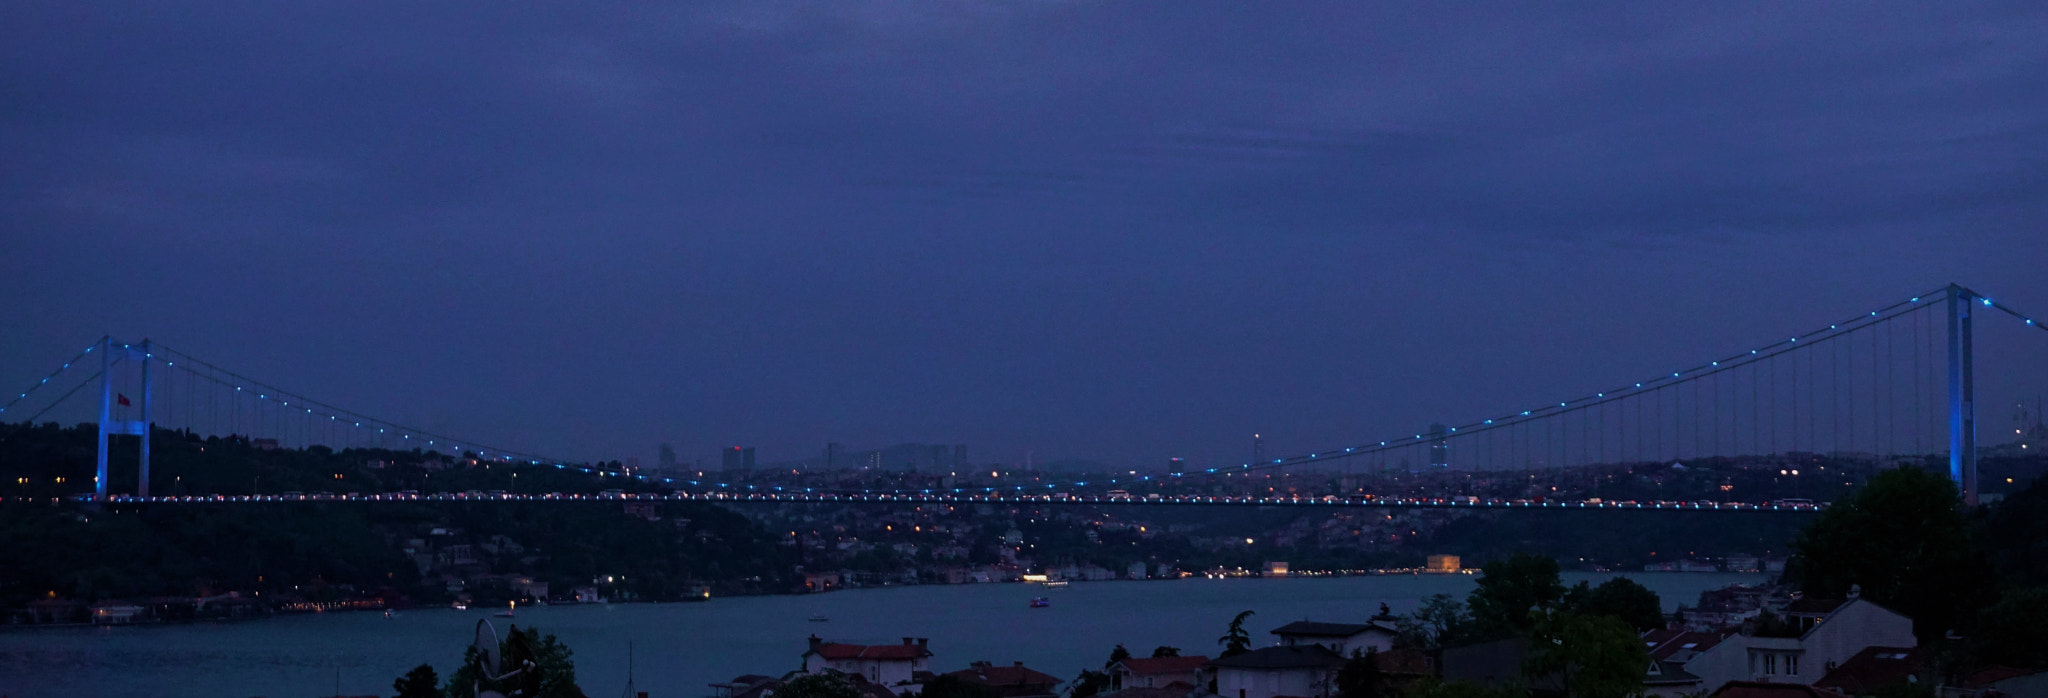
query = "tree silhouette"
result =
(1220, 610, 1256, 657)
(393, 663, 442, 698)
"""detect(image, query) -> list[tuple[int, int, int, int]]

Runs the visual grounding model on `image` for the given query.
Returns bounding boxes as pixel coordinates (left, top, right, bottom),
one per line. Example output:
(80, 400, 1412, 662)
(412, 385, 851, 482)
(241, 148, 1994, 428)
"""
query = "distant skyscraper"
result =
(953, 444, 968, 470)
(1428, 423, 1449, 469)
(658, 443, 677, 471)
(825, 442, 842, 470)
(1253, 433, 1265, 464)
(1169, 457, 1185, 474)
(722, 446, 755, 471)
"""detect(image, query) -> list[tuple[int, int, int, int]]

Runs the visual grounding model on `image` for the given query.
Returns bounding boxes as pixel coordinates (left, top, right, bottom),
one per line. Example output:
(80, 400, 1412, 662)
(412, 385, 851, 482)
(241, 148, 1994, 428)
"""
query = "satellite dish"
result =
(475, 619, 502, 677)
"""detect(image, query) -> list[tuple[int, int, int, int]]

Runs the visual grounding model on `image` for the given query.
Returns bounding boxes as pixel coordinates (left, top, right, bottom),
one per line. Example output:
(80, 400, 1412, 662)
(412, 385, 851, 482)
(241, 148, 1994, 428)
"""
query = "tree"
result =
(1069, 670, 1112, 698)
(777, 674, 862, 698)
(1564, 577, 1666, 632)
(1970, 586, 2048, 669)
(444, 626, 580, 698)
(393, 664, 442, 698)
(1151, 645, 1181, 658)
(1220, 610, 1256, 657)
(1396, 593, 1473, 650)
(1792, 466, 1997, 642)
(1523, 611, 1649, 698)
(1466, 554, 1566, 639)
(1106, 644, 1131, 667)
(1335, 647, 1382, 698)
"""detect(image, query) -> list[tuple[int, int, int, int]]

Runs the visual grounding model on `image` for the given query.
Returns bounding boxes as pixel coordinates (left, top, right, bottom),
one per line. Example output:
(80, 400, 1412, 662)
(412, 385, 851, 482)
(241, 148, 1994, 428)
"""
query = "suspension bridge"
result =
(3, 283, 2042, 510)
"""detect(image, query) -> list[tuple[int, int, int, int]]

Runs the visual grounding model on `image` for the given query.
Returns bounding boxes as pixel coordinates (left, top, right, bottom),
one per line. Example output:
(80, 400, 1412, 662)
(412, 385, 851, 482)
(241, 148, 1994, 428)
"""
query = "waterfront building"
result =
(801, 636, 933, 691)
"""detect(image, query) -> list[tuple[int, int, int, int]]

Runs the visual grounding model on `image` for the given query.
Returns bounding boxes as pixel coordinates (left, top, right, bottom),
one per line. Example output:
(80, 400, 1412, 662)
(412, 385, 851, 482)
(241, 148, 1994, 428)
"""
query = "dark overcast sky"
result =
(4, 3, 2046, 468)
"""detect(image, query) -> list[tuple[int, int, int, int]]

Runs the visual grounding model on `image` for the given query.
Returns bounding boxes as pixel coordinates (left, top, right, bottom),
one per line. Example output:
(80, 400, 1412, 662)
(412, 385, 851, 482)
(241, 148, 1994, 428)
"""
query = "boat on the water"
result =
(494, 600, 516, 618)
(1029, 597, 1051, 608)
(808, 614, 829, 622)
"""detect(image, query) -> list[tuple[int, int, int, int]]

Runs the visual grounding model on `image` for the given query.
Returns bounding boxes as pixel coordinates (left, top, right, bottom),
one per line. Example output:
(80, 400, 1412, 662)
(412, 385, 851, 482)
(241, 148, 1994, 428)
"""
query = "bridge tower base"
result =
(93, 338, 154, 502)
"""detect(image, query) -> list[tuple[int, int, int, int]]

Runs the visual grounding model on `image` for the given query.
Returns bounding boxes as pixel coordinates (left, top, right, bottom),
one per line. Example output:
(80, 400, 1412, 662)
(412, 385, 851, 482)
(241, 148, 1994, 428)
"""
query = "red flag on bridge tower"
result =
(116, 393, 131, 407)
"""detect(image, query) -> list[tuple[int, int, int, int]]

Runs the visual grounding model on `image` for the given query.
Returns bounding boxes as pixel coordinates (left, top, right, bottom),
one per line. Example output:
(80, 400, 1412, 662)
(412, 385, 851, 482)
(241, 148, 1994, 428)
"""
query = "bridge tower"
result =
(1947, 285, 1978, 506)
(94, 337, 155, 502)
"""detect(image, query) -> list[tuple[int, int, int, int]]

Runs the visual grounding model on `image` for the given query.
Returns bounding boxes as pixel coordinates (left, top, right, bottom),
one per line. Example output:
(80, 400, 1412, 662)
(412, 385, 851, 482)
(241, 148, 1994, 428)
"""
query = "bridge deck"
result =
(79, 492, 1825, 512)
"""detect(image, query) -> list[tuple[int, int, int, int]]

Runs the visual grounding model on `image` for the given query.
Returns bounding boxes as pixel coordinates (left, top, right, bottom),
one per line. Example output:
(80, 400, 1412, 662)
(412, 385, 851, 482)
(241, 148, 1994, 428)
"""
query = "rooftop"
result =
(1209, 645, 1347, 670)
(1814, 646, 1922, 694)
(1114, 656, 1211, 675)
(1269, 620, 1392, 637)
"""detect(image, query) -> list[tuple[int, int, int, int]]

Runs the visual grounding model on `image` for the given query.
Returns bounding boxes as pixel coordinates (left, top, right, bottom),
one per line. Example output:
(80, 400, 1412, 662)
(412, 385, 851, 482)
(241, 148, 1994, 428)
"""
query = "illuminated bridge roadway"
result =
(84, 491, 1828, 512)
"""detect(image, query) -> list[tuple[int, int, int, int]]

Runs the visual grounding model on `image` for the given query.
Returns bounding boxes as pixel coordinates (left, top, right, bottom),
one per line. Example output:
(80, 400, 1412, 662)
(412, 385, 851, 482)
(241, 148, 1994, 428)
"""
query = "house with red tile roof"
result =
(1110, 655, 1210, 691)
(941, 661, 1062, 698)
(1811, 646, 1922, 696)
(802, 636, 933, 693)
